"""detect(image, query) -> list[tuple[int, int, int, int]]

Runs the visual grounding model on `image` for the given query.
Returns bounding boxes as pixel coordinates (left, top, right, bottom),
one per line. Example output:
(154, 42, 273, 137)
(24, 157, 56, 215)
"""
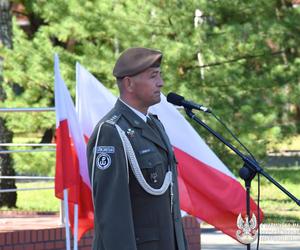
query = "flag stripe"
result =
(175, 146, 263, 240)
(55, 120, 78, 202)
(55, 55, 94, 240)
(68, 176, 94, 239)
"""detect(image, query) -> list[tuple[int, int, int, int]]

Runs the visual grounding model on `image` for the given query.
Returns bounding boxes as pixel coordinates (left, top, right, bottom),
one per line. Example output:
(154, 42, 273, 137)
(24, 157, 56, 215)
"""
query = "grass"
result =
(1, 168, 299, 225)
(248, 167, 300, 224)
(0, 181, 60, 212)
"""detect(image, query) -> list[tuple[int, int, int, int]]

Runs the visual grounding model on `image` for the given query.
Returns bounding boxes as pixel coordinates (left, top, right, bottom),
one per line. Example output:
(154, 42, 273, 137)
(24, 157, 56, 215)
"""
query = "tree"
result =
(185, 0, 300, 169)
(0, 0, 299, 177)
(0, 0, 16, 207)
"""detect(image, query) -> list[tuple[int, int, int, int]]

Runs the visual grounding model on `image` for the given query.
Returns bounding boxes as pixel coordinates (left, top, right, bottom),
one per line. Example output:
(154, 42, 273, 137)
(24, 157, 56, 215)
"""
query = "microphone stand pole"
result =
(184, 108, 300, 250)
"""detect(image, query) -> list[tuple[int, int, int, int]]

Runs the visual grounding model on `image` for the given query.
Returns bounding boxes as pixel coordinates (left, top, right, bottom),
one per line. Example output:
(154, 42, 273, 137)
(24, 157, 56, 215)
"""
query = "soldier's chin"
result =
(154, 96, 161, 104)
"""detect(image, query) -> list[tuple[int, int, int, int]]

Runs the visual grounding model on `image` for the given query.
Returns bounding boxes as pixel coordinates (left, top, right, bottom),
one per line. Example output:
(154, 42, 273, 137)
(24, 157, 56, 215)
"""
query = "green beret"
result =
(113, 47, 162, 78)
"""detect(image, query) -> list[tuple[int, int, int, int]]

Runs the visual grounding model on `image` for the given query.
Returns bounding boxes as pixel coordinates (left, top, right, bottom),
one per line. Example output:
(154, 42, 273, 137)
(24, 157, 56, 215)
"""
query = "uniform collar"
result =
(114, 99, 147, 128)
(114, 99, 168, 152)
(119, 97, 148, 122)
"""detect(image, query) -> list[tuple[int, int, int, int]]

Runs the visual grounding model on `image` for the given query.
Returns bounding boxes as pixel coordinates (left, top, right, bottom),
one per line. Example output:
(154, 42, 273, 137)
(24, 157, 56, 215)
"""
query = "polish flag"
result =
(150, 98, 263, 240)
(75, 63, 263, 242)
(54, 55, 94, 241)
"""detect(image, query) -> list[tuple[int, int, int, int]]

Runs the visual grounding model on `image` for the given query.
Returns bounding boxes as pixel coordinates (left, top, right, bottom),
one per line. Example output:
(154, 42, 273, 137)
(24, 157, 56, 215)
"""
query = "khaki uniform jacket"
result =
(87, 99, 188, 250)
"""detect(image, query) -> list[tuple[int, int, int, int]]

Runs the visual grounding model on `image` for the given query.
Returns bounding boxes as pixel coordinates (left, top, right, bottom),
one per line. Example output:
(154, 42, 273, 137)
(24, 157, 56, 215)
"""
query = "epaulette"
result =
(105, 114, 121, 125)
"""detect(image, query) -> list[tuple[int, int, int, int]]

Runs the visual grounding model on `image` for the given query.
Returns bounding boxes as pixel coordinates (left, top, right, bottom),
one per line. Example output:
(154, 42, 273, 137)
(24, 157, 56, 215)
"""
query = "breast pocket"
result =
(138, 151, 165, 187)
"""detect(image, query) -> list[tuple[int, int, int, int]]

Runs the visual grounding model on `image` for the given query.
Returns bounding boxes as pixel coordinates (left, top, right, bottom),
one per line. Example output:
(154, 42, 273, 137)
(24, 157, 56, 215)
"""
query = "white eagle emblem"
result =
(236, 213, 258, 244)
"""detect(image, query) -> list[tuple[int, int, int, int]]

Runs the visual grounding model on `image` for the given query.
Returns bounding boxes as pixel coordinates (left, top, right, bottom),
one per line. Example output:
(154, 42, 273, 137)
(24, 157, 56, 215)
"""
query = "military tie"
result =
(146, 116, 163, 184)
(146, 116, 159, 134)
(147, 116, 174, 211)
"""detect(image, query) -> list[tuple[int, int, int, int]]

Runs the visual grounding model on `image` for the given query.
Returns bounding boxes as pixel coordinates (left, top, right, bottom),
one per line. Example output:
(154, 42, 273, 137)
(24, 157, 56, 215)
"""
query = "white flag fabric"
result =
(54, 55, 93, 239)
(76, 62, 117, 137)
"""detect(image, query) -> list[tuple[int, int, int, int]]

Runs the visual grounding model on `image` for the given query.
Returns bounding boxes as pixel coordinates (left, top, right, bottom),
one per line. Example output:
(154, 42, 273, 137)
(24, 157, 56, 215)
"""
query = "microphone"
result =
(166, 92, 211, 113)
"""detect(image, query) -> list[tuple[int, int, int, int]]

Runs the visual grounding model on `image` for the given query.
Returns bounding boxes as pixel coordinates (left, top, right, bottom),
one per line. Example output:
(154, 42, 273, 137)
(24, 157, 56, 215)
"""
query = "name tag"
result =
(94, 146, 115, 154)
(139, 148, 152, 155)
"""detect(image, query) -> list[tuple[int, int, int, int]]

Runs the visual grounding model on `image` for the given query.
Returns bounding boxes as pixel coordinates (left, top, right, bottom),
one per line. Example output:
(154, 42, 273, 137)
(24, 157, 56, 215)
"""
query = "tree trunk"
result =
(295, 104, 300, 133)
(0, 0, 17, 208)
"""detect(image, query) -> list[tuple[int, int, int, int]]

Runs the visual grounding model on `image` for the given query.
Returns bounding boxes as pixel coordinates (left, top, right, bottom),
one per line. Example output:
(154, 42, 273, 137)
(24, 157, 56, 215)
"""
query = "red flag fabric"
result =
(54, 55, 93, 240)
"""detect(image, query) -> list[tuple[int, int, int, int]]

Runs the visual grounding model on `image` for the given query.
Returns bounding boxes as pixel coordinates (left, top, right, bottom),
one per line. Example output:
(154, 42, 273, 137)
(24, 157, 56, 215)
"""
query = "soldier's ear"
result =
(123, 76, 135, 93)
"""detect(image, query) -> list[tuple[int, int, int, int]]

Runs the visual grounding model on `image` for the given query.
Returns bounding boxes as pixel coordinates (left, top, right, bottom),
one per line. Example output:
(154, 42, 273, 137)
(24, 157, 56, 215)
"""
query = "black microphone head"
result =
(167, 92, 184, 106)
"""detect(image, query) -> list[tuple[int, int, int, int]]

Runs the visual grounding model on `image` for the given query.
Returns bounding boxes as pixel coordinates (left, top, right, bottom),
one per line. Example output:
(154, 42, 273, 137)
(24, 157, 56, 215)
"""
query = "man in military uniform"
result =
(87, 47, 188, 250)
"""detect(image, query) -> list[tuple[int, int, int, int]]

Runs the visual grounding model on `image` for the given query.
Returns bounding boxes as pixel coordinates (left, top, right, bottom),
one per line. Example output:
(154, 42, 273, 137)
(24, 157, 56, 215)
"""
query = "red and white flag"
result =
(75, 63, 263, 242)
(150, 97, 263, 240)
(54, 55, 94, 240)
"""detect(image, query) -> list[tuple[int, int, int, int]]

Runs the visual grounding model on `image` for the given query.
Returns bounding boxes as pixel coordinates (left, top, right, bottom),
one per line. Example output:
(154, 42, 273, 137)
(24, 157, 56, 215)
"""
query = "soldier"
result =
(87, 47, 188, 250)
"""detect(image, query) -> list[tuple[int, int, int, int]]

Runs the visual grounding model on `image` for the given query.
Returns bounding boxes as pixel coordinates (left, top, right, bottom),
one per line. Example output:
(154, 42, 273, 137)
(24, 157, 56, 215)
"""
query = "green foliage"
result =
(13, 151, 55, 176)
(250, 167, 300, 223)
(0, 0, 299, 174)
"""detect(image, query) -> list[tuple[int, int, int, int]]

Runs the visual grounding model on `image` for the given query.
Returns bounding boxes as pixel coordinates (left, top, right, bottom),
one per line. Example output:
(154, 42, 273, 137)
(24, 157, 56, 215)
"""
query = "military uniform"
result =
(87, 99, 188, 250)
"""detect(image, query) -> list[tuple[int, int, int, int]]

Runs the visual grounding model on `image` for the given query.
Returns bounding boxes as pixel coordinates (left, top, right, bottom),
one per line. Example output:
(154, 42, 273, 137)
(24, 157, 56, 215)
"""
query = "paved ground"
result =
(201, 224, 300, 250)
(0, 213, 61, 232)
(1, 214, 299, 249)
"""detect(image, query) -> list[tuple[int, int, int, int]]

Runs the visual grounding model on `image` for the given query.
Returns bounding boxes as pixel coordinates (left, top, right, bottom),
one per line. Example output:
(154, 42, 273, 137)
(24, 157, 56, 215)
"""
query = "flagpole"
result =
(63, 189, 71, 250)
(74, 204, 78, 250)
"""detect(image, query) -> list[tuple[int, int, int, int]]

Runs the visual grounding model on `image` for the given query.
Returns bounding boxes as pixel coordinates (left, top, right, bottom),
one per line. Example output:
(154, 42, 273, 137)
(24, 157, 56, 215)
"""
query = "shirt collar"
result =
(119, 98, 148, 122)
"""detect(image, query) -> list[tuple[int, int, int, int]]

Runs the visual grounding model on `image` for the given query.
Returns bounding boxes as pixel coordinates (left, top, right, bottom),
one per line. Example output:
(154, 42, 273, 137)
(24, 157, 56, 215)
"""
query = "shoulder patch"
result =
(94, 146, 115, 170)
(96, 153, 111, 170)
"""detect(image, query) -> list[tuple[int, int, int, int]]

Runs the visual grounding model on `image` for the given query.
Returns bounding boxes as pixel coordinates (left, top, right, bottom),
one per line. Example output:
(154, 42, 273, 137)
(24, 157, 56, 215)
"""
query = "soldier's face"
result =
(130, 67, 164, 108)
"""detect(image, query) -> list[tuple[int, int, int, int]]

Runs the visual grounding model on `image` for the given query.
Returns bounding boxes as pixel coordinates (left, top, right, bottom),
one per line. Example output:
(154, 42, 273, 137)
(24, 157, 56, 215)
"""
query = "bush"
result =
(13, 151, 55, 176)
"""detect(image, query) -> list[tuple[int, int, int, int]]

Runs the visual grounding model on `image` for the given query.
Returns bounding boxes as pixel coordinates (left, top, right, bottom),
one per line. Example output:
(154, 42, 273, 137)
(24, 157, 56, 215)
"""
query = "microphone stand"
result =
(184, 108, 300, 250)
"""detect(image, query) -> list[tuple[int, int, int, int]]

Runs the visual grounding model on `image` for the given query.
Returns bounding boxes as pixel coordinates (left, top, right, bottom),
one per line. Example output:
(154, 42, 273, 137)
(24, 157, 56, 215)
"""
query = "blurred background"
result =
(0, 0, 299, 224)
